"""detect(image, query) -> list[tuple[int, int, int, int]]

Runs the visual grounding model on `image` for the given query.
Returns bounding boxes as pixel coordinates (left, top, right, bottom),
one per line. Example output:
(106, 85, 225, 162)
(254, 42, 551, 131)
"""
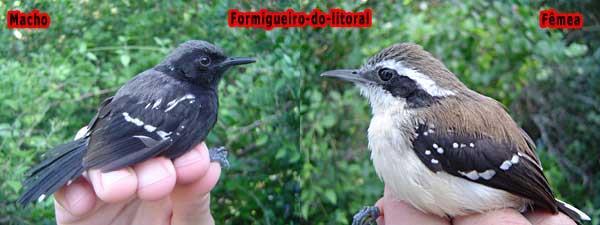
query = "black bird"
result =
(19, 40, 255, 204)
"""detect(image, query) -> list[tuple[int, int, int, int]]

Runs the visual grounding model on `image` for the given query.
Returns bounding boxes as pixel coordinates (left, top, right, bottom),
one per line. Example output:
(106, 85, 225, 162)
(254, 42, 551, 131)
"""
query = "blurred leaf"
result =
(85, 52, 98, 61)
(120, 54, 131, 67)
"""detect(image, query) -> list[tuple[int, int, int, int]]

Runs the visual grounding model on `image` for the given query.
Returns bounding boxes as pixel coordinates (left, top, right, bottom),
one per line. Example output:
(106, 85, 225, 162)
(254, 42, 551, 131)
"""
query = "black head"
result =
(321, 43, 460, 109)
(159, 40, 255, 87)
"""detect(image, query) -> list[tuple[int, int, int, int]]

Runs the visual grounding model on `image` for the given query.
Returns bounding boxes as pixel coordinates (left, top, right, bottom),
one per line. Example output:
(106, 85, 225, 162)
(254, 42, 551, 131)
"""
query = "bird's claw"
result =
(208, 146, 230, 169)
(352, 206, 380, 225)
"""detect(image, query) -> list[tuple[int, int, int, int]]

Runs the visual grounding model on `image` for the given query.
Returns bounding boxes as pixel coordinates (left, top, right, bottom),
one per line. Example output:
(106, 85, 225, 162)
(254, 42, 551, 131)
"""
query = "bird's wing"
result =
(84, 94, 207, 171)
(86, 96, 114, 134)
(410, 122, 558, 212)
(25, 96, 115, 175)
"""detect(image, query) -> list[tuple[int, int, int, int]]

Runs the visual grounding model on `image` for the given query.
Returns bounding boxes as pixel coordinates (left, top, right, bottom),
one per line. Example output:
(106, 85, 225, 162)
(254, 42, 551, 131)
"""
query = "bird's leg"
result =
(208, 146, 230, 169)
(352, 206, 380, 225)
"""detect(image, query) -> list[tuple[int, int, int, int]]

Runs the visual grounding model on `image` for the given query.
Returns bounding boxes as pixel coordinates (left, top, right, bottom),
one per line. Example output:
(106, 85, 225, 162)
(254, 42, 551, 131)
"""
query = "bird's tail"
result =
(18, 138, 87, 204)
(555, 198, 591, 224)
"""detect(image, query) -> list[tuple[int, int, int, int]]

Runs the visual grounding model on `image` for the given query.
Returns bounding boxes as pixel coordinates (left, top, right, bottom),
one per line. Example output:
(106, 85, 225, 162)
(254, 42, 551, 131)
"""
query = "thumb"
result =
(54, 178, 97, 224)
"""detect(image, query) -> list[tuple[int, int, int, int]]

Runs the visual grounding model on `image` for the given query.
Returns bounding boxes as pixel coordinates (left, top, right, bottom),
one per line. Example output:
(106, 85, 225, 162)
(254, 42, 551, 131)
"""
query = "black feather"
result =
(411, 123, 591, 223)
(19, 40, 252, 205)
(556, 199, 591, 224)
(412, 123, 557, 212)
(19, 139, 87, 204)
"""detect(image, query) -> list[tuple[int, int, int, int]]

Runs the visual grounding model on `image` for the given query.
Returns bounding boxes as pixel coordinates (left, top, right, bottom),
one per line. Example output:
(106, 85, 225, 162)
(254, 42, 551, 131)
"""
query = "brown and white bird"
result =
(322, 43, 590, 224)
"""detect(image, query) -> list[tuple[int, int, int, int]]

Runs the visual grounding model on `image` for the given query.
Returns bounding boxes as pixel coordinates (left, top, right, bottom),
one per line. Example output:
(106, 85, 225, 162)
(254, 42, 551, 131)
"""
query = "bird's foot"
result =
(352, 206, 380, 225)
(208, 146, 230, 169)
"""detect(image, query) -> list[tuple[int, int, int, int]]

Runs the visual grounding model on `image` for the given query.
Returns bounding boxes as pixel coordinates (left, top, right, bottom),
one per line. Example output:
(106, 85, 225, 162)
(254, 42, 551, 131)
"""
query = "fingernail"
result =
(65, 182, 85, 209)
(175, 148, 204, 168)
(138, 160, 172, 188)
(101, 170, 132, 190)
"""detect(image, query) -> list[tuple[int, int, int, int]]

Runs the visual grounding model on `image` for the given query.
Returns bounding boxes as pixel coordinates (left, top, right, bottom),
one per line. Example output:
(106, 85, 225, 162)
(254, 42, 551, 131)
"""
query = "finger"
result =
(525, 211, 577, 225)
(381, 186, 449, 225)
(375, 198, 384, 225)
(54, 178, 96, 223)
(129, 198, 173, 225)
(381, 198, 450, 225)
(173, 142, 210, 184)
(453, 208, 531, 225)
(170, 162, 221, 225)
(89, 167, 137, 203)
(133, 157, 177, 201)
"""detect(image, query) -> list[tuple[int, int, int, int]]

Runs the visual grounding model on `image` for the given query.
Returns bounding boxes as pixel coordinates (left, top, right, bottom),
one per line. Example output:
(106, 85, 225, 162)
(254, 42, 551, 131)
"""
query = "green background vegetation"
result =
(1, 0, 598, 224)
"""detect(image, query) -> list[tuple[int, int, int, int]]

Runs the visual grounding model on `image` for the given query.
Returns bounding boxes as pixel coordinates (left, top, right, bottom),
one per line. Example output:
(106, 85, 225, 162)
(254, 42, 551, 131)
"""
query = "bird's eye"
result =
(378, 68, 396, 81)
(199, 56, 211, 66)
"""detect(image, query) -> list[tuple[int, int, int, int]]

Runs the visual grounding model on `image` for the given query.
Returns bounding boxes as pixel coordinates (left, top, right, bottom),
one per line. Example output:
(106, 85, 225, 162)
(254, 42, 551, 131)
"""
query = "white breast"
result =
(368, 110, 527, 217)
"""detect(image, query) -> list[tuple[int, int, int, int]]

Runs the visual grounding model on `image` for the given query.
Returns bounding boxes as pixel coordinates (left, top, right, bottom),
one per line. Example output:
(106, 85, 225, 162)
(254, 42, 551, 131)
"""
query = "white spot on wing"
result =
(459, 169, 495, 180)
(122, 112, 144, 126)
(144, 124, 156, 132)
(499, 154, 519, 170)
(437, 148, 444, 154)
(165, 94, 195, 112)
(425, 150, 431, 155)
(432, 143, 438, 149)
(479, 170, 496, 180)
(469, 143, 475, 148)
(431, 158, 439, 164)
(453, 143, 459, 148)
(37, 194, 46, 202)
(152, 99, 162, 109)
(500, 161, 512, 170)
(459, 170, 479, 180)
(74, 126, 89, 140)
(511, 154, 520, 164)
(156, 130, 172, 140)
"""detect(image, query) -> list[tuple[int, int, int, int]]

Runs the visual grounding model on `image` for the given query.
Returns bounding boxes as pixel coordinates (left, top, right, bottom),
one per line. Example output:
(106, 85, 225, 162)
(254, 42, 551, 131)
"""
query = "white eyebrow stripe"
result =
(377, 60, 455, 97)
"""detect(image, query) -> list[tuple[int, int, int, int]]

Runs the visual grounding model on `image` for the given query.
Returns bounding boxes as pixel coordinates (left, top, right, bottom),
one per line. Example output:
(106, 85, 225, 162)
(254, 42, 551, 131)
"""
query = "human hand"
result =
(375, 186, 576, 225)
(53, 142, 221, 225)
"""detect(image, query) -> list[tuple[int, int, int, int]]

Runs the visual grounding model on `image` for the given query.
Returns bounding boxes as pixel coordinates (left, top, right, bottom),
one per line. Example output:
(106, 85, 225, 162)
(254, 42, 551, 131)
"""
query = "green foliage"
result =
(301, 1, 600, 224)
(1, 1, 301, 224)
(0, 0, 598, 225)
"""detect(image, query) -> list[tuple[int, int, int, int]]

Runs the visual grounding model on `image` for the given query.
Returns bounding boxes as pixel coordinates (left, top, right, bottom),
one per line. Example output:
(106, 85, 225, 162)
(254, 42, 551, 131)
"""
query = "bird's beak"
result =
(321, 69, 373, 84)
(218, 57, 256, 68)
